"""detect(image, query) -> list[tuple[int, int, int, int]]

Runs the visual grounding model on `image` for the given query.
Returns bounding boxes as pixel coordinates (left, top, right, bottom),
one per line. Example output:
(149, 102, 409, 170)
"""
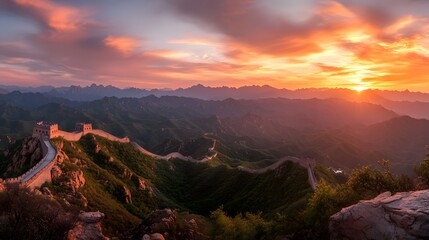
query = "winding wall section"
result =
(4, 136, 58, 189)
(131, 140, 217, 162)
(58, 129, 129, 143)
(237, 156, 318, 191)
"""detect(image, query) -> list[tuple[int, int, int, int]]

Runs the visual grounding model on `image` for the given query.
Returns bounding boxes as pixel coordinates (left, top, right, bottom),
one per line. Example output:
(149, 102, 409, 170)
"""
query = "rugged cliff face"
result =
(329, 190, 429, 240)
(0, 137, 43, 178)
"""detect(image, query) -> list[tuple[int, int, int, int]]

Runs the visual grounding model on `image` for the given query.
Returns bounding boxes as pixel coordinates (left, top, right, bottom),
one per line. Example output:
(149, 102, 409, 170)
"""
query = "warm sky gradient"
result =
(1, 0, 429, 91)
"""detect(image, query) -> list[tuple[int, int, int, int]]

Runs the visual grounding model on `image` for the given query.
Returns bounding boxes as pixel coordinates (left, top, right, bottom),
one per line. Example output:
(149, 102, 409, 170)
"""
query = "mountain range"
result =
(0, 90, 428, 174)
(2, 84, 429, 120)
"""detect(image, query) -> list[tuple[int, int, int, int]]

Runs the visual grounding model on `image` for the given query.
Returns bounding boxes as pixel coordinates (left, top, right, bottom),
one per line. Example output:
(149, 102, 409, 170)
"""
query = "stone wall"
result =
(2, 137, 58, 189)
(88, 129, 129, 143)
(58, 130, 84, 142)
(57, 129, 129, 143)
(20, 138, 57, 189)
(25, 158, 55, 189)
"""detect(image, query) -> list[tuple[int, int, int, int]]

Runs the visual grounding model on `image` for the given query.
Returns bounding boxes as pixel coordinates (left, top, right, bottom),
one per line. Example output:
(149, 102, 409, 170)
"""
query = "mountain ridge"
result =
(4, 84, 429, 119)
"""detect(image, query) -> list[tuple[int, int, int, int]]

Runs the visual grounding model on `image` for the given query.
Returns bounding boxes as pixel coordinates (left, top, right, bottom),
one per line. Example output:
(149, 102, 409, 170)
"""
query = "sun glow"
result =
(352, 85, 369, 92)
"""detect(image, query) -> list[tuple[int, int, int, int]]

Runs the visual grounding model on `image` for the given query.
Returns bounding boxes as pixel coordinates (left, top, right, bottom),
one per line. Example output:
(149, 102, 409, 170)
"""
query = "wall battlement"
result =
(32, 121, 59, 139)
(75, 122, 93, 134)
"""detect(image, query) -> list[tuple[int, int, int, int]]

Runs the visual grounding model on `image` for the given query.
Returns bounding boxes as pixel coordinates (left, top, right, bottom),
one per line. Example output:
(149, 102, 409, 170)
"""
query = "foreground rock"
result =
(68, 211, 109, 240)
(131, 209, 200, 240)
(329, 190, 429, 240)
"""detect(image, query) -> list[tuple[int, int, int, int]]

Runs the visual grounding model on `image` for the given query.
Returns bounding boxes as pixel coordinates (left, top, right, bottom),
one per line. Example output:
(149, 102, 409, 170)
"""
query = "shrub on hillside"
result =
(304, 160, 412, 238)
(0, 186, 78, 240)
(210, 207, 273, 240)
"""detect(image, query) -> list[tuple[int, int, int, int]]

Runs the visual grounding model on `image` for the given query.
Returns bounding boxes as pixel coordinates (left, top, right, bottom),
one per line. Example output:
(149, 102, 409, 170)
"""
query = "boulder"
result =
(149, 233, 165, 240)
(68, 211, 109, 240)
(138, 178, 146, 190)
(329, 190, 429, 240)
(66, 170, 86, 192)
(133, 209, 199, 239)
(142, 233, 165, 240)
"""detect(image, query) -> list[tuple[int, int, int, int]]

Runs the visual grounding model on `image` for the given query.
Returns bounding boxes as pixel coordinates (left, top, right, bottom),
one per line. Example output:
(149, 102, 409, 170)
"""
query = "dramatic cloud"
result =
(104, 36, 140, 54)
(0, 0, 428, 91)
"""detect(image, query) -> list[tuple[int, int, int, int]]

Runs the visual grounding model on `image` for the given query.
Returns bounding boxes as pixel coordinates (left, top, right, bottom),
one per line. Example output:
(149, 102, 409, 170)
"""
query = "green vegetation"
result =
(210, 207, 274, 240)
(415, 147, 429, 187)
(303, 160, 413, 238)
(48, 134, 315, 238)
(48, 135, 159, 236)
(155, 159, 312, 216)
(0, 187, 77, 240)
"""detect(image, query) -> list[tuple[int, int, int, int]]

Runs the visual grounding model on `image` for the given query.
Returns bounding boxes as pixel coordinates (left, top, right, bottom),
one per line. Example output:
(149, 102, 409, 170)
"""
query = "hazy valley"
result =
(1, 86, 429, 239)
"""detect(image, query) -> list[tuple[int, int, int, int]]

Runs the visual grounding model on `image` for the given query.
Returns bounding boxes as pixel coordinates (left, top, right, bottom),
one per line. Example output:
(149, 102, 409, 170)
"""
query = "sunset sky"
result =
(1, 0, 429, 91)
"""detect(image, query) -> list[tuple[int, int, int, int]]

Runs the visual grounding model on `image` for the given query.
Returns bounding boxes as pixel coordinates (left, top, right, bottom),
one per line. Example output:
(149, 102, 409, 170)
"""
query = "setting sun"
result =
(352, 85, 369, 92)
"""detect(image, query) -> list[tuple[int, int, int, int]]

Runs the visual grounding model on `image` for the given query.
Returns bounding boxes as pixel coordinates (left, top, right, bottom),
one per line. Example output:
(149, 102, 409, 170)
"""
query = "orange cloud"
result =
(145, 50, 191, 59)
(104, 36, 140, 54)
(14, 0, 86, 31)
(2, 0, 429, 91)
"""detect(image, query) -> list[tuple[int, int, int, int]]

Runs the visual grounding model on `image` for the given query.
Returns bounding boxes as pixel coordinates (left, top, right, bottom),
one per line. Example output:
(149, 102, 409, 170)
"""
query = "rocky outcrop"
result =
(142, 233, 165, 240)
(66, 170, 86, 192)
(55, 141, 69, 164)
(68, 211, 109, 240)
(329, 190, 429, 240)
(0, 180, 5, 192)
(51, 165, 63, 180)
(121, 168, 132, 179)
(95, 144, 101, 154)
(56, 150, 69, 164)
(122, 185, 132, 204)
(138, 178, 147, 190)
(132, 209, 199, 240)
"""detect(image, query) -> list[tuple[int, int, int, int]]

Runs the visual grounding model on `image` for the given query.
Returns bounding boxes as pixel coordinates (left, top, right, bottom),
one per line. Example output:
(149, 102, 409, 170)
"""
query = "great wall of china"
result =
(1, 121, 217, 189)
(1, 121, 317, 191)
(0, 122, 130, 189)
(2, 137, 57, 189)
